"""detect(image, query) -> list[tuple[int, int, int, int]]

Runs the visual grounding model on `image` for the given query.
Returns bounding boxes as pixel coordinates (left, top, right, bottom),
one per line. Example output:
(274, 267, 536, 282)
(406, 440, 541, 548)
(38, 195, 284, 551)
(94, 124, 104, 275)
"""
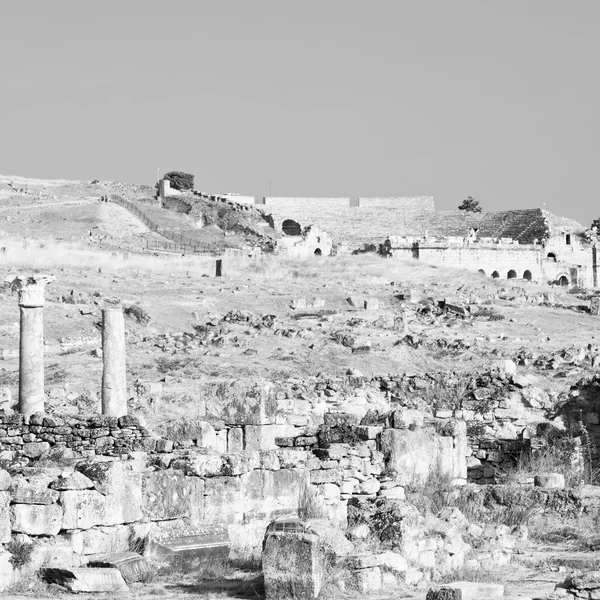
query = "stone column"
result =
(5, 274, 55, 415)
(101, 307, 127, 417)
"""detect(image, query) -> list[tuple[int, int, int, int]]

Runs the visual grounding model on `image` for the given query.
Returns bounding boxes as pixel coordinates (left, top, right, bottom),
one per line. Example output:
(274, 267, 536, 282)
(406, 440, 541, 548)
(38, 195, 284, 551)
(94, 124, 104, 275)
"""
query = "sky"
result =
(1, 1, 599, 225)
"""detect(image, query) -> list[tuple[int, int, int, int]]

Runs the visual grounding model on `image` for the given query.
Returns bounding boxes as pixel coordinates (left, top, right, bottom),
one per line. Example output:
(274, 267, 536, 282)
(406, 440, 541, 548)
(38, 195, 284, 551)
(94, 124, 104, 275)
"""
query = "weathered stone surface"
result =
(12, 503, 63, 535)
(351, 566, 382, 593)
(534, 473, 565, 490)
(69, 525, 130, 555)
(0, 470, 10, 492)
(22, 441, 50, 458)
(88, 552, 151, 583)
(50, 471, 95, 491)
(172, 450, 224, 477)
(145, 529, 230, 571)
(242, 469, 307, 521)
(76, 460, 142, 525)
(245, 424, 297, 451)
(426, 581, 504, 600)
(44, 567, 129, 592)
(204, 476, 244, 524)
(0, 492, 10, 542)
(10, 478, 59, 504)
(263, 518, 353, 600)
(60, 490, 106, 530)
(221, 381, 277, 425)
(0, 550, 14, 591)
(141, 470, 204, 522)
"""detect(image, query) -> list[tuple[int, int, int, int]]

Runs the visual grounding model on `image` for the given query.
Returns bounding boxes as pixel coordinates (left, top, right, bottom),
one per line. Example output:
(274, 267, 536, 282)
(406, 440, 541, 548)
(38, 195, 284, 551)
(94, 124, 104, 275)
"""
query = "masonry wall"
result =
(263, 197, 436, 248)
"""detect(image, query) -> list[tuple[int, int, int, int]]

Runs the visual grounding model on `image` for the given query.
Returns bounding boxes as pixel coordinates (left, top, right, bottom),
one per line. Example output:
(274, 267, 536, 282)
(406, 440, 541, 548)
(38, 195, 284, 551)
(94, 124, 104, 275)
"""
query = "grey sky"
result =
(1, 1, 598, 225)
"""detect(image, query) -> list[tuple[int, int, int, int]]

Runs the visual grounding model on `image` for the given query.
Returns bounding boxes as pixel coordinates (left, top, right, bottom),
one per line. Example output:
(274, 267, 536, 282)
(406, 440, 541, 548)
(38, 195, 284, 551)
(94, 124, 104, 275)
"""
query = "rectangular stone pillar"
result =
(101, 308, 127, 417)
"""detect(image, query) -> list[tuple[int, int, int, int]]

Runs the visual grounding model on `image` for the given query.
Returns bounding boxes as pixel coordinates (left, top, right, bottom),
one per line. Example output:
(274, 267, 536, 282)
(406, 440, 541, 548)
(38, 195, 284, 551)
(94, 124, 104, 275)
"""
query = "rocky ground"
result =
(1, 176, 600, 598)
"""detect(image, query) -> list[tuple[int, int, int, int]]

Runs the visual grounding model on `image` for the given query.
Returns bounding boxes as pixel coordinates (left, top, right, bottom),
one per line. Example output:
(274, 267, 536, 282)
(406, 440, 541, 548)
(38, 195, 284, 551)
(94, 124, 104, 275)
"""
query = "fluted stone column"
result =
(5, 274, 55, 415)
(101, 307, 127, 417)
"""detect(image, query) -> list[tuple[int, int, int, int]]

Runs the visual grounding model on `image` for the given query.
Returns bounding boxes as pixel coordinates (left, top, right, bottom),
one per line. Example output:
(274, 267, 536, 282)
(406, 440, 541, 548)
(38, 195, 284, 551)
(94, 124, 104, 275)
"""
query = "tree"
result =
(458, 196, 482, 213)
(162, 171, 195, 191)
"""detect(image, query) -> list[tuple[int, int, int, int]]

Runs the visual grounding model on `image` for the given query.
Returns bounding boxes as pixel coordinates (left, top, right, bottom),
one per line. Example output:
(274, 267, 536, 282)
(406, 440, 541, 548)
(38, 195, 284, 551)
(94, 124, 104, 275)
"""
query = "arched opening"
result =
(492, 271, 500, 279)
(523, 270, 532, 281)
(547, 252, 557, 262)
(507, 270, 517, 279)
(478, 269, 486, 275)
(558, 275, 569, 286)
(314, 248, 322, 256)
(282, 219, 302, 236)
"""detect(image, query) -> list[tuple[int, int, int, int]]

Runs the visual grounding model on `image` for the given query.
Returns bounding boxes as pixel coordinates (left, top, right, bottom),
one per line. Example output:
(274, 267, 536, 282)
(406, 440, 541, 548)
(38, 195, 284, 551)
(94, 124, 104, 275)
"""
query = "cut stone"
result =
(44, 567, 129, 593)
(12, 503, 62, 535)
(145, 529, 230, 572)
(88, 552, 151, 584)
(426, 581, 504, 600)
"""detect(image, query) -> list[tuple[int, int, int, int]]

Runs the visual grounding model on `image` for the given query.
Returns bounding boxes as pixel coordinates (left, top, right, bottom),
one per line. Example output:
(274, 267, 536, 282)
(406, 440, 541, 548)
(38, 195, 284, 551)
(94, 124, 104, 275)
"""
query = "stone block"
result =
(242, 469, 307, 521)
(22, 441, 50, 458)
(221, 381, 277, 426)
(60, 490, 106, 530)
(76, 460, 142, 525)
(245, 424, 297, 451)
(145, 528, 229, 572)
(171, 450, 224, 477)
(392, 409, 424, 429)
(0, 550, 13, 592)
(44, 567, 128, 593)
(0, 492, 10, 542)
(88, 552, 151, 584)
(0, 470, 10, 492)
(10, 478, 59, 504)
(310, 469, 343, 484)
(426, 581, 504, 600)
(227, 427, 244, 453)
(69, 525, 130, 555)
(50, 471, 95, 491)
(141, 470, 204, 522)
(351, 566, 382, 593)
(204, 476, 244, 524)
(12, 503, 63, 535)
(591, 297, 600, 315)
(363, 299, 379, 310)
(534, 473, 565, 489)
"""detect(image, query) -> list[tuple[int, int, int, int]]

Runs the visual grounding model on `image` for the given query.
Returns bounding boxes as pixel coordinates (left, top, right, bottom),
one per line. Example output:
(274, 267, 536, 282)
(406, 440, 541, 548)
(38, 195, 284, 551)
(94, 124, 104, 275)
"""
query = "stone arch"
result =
(507, 270, 517, 279)
(557, 274, 570, 286)
(492, 271, 500, 279)
(282, 219, 302, 236)
(547, 252, 557, 262)
(314, 248, 322, 256)
(478, 269, 486, 275)
(523, 270, 532, 281)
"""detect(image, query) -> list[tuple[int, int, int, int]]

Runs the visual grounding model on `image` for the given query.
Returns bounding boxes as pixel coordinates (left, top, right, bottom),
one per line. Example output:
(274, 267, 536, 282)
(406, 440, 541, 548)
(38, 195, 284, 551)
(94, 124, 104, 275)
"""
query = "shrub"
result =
(298, 482, 327, 519)
(6, 539, 34, 569)
(162, 171, 194, 191)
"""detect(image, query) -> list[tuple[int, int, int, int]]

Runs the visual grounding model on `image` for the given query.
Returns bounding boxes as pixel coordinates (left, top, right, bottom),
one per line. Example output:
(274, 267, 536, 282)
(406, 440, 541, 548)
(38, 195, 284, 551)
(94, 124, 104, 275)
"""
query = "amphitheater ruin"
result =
(159, 179, 596, 287)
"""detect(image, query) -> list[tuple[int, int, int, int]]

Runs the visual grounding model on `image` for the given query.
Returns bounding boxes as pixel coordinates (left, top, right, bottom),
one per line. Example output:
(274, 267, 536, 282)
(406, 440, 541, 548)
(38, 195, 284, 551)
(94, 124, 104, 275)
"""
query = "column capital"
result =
(5, 274, 55, 308)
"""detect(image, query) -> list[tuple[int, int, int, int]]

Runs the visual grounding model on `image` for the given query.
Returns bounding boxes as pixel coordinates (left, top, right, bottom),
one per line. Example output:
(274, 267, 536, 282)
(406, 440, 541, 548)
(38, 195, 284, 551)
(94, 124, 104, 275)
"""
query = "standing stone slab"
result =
(12, 503, 63, 535)
(204, 476, 244, 524)
(44, 567, 128, 592)
(221, 381, 277, 425)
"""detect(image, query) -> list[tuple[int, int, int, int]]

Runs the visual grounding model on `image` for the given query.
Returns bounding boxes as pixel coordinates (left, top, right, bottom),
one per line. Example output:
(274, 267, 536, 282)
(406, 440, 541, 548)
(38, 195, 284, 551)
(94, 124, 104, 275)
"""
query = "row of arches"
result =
(477, 269, 570, 286)
(478, 269, 533, 281)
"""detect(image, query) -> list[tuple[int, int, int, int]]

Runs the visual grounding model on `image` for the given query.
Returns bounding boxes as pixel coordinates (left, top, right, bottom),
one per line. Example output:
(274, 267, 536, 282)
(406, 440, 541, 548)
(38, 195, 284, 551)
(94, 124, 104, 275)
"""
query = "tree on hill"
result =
(162, 171, 194, 191)
(591, 218, 600, 232)
(458, 196, 482, 213)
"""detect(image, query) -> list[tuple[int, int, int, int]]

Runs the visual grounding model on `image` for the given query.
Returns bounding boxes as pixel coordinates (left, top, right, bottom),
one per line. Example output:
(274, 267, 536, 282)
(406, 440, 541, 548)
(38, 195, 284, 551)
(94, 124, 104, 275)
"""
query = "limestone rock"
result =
(426, 581, 504, 600)
(534, 473, 565, 490)
(0, 492, 10, 543)
(10, 478, 59, 505)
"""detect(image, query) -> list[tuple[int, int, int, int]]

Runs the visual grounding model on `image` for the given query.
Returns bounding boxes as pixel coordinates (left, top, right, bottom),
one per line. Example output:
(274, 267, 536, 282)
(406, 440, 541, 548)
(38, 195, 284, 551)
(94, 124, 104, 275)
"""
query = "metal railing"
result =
(109, 195, 227, 255)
